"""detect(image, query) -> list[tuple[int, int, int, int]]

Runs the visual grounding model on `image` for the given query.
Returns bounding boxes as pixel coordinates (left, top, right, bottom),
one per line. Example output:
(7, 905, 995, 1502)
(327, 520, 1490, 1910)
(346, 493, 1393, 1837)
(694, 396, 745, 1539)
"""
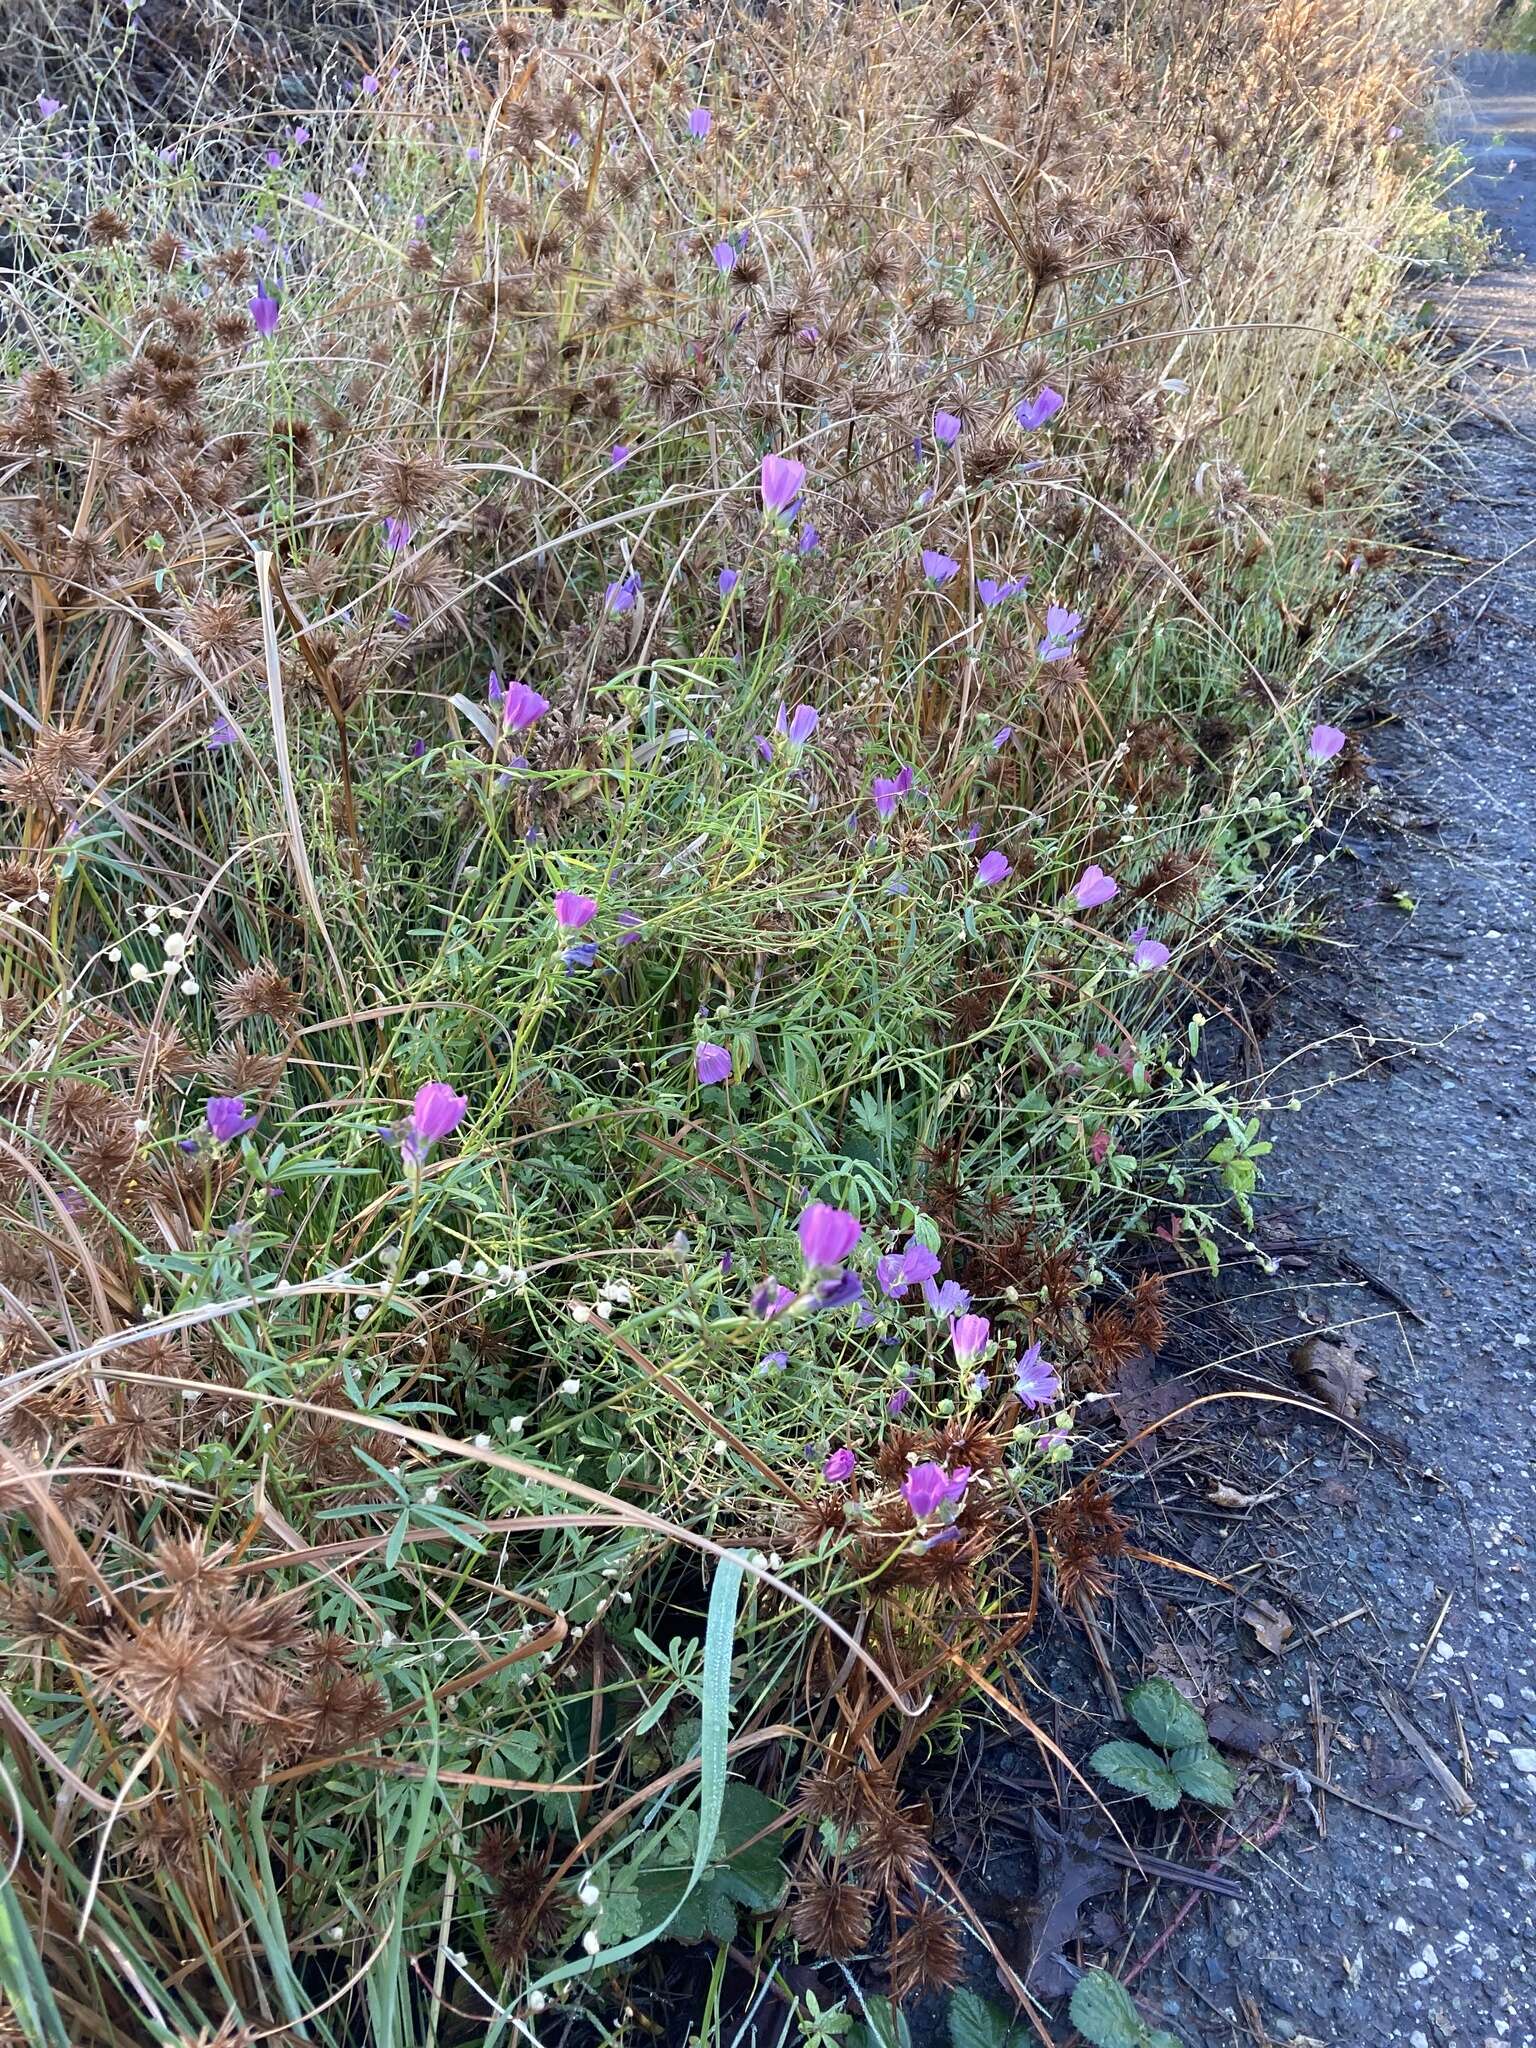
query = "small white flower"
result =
(107, 945, 122, 962)
(506, 1414, 526, 1435)
(578, 1879, 601, 1907)
(528, 1990, 548, 2014)
(581, 1929, 601, 1956)
(179, 977, 199, 995)
(568, 1299, 593, 1324)
(379, 1629, 397, 1648)
(558, 1378, 581, 1397)
(128, 962, 150, 982)
(472, 1432, 491, 1449)
(421, 1485, 440, 1505)
(163, 932, 188, 959)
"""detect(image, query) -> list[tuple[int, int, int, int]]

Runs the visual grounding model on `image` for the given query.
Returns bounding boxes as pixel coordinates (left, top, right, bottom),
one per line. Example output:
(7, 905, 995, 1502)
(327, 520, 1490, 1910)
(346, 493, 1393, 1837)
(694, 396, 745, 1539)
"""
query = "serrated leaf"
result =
(1170, 1742, 1236, 1808)
(1090, 1740, 1182, 1811)
(1145, 2031, 1187, 2048)
(948, 1988, 1013, 2048)
(1125, 1678, 1208, 1751)
(594, 1875, 645, 1944)
(1068, 1969, 1144, 2048)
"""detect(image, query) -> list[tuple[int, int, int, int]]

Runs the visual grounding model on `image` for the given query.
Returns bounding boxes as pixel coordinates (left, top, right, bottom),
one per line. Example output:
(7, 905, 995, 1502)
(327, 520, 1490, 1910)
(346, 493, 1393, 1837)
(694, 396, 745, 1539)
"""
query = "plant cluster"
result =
(0, 0, 1475, 2039)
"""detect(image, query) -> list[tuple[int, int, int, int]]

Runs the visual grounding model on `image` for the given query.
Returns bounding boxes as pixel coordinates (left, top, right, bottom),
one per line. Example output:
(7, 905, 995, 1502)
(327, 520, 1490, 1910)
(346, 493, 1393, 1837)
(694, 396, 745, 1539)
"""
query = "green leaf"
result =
(857, 1996, 913, 2048)
(1068, 1970, 1144, 2048)
(526, 1550, 746, 1987)
(1090, 1740, 1182, 1810)
(1125, 1678, 1207, 1752)
(948, 1987, 1016, 2048)
(1145, 2031, 1187, 2047)
(1170, 1742, 1236, 1808)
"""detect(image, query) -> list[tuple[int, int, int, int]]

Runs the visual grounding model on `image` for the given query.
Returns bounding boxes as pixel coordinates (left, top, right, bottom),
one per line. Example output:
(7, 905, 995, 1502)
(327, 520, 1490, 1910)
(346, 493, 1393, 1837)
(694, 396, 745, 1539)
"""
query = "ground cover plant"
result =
(0, 0, 1481, 2040)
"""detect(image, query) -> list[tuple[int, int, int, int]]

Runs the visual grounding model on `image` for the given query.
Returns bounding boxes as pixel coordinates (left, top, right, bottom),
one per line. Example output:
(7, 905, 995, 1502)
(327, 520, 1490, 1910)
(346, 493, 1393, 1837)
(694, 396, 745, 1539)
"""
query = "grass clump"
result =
(0, 0, 1481, 2039)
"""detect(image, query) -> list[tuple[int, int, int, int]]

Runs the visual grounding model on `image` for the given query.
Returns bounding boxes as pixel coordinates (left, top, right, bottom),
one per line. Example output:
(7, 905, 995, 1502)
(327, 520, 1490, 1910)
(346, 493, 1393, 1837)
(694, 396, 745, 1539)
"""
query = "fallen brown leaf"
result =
(1206, 1701, 1277, 1757)
(1242, 1597, 1294, 1655)
(1289, 1333, 1374, 1419)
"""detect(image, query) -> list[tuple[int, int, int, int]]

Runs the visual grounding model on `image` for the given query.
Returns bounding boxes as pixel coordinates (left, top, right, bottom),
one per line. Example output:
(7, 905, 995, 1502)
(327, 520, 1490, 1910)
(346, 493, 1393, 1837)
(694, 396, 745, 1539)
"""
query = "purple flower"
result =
(206, 717, 237, 749)
(902, 1461, 970, 1521)
(36, 94, 62, 120)
(926, 1277, 971, 1318)
(293, 124, 310, 144)
(823, 1446, 856, 1484)
(888, 1382, 913, 1418)
(976, 578, 1005, 607)
(563, 941, 598, 971)
(610, 444, 631, 468)
(975, 849, 1011, 887)
(873, 764, 913, 820)
(876, 1253, 910, 1299)
(249, 285, 280, 337)
(717, 567, 740, 596)
(1072, 864, 1118, 910)
(1308, 722, 1346, 760)
(605, 571, 641, 614)
(1015, 386, 1065, 431)
(1038, 603, 1083, 663)
(760, 1349, 789, 1371)
(696, 1041, 733, 1086)
(383, 516, 413, 552)
(922, 549, 960, 584)
(752, 1277, 795, 1319)
(264, 149, 283, 170)
(616, 911, 644, 945)
(812, 1269, 865, 1311)
(776, 703, 819, 746)
(797, 1202, 861, 1270)
(1014, 1339, 1061, 1410)
(902, 1239, 941, 1287)
(1132, 936, 1171, 973)
(205, 1096, 258, 1145)
(712, 239, 737, 273)
(797, 524, 820, 555)
(404, 1081, 468, 1162)
(302, 191, 322, 210)
(760, 453, 806, 520)
(991, 726, 1014, 749)
(933, 409, 963, 446)
(555, 891, 598, 930)
(688, 107, 712, 138)
(949, 1313, 990, 1363)
(361, 73, 381, 95)
(497, 678, 550, 731)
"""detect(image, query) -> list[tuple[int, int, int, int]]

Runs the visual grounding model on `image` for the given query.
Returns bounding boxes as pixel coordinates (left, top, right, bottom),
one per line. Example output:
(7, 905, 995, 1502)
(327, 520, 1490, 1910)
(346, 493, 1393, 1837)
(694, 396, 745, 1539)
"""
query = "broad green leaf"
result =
(1090, 1739, 1182, 1811)
(1170, 1742, 1236, 1808)
(1125, 1678, 1207, 1751)
(948, 1987, 1016, 2048)
(1068, 1969, 1144, 2048)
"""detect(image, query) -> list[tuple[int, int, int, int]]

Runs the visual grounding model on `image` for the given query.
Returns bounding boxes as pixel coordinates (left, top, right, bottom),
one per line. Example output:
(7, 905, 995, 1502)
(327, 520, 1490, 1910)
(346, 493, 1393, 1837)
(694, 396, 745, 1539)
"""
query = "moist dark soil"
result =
(932, 53, 1536, 2048)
